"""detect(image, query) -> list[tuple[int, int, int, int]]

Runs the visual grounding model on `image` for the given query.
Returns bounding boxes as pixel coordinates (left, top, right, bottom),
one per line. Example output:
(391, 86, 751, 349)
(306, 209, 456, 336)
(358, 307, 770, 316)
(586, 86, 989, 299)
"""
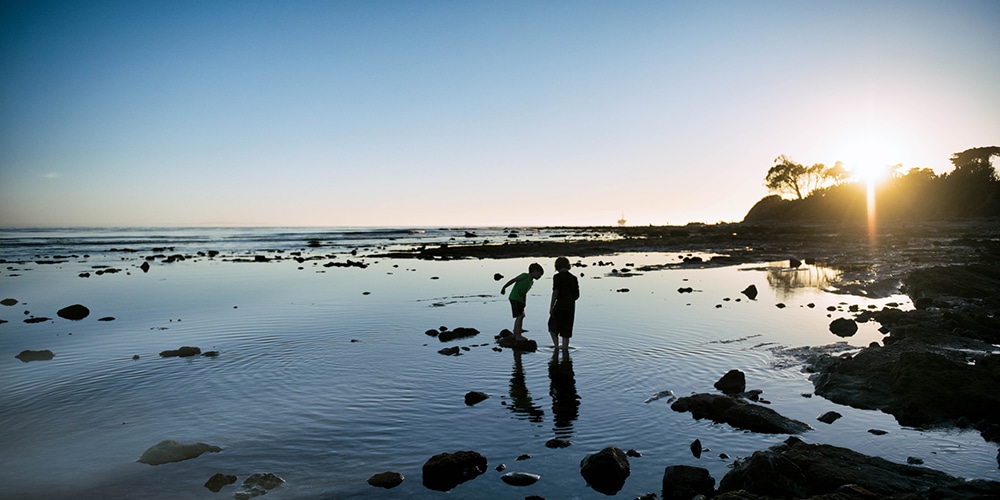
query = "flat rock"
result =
(367, 471, 404, 489)
(501, 471, 540, 486)
(57, 304, 90, 321)
(671, 393, 812, 434)
(159, 346, 201, 357)
(204, 473, 237, 492)
(16, 349, 54, 362)
(137, 439, 221, 465)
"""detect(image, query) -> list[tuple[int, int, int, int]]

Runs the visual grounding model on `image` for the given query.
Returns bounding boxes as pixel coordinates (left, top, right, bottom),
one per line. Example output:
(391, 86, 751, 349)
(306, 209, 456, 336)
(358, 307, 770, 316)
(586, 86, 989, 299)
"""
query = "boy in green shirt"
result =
(500, 262, 544, 342)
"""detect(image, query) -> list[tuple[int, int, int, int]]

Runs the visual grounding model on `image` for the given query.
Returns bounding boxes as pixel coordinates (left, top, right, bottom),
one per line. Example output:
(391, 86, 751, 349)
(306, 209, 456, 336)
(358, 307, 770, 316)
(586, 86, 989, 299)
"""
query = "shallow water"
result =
(1, 229, 997, 499)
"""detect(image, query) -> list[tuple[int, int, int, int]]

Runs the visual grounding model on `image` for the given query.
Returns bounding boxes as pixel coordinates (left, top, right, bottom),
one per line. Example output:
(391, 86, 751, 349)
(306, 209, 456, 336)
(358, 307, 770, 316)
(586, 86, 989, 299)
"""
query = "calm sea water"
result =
(1, 227, 997, 499)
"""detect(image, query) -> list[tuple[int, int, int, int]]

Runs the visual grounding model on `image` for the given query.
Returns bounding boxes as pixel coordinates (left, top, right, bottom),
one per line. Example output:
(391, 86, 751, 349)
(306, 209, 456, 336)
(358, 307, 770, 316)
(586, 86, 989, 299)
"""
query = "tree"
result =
(948, 146, 1000, 181)
(765, 155, 847, 200)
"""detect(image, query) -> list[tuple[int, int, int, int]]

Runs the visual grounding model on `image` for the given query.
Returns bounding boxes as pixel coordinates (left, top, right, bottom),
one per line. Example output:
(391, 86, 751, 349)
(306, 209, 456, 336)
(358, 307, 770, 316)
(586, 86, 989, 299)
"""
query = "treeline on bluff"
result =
(743, 146, 1000, 223)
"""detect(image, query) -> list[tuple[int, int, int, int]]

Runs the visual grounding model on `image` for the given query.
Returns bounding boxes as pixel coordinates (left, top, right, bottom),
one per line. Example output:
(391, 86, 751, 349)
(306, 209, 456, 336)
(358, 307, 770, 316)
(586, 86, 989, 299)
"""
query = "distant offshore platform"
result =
(617, 212, 626, 226)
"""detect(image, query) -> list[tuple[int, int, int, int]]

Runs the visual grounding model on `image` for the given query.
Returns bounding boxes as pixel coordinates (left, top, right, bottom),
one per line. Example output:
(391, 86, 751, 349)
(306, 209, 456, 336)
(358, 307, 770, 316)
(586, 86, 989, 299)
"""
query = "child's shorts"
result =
(510, 300, 526, 318)
(550, 309, 575, 338)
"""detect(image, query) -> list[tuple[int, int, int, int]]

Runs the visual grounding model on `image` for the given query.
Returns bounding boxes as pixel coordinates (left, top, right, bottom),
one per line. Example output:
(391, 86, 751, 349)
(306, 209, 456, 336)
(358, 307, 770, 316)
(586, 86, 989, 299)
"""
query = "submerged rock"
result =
(464, 391, 489, 406)
(817, 411, 843, 424)
(501, 471, 540, 486)
(367, 471, 404, 489)
(15, 349, 54, 362)
(438, 327, 480, 342)
(495, 329, 538, 351)
(204, 473, 237, 492)
(235, 472, 284, 499)
(137, 439, 221, 465)
(580, 446, 630, 495)
(159, 346, 201, 357)
(671, 393, 812, 434)
(421, 450, 487, 491)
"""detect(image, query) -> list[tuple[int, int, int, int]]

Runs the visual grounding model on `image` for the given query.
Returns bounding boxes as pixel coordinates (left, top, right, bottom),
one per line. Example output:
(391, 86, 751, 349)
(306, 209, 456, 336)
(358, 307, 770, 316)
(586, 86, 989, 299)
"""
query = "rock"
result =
(24, 317, 51, 323)
(57, 304, 90, 320)
(817, 411, 842, 424)
(690, 439, 702, 458)
(15, 349, 54, 362)
(516, 454, 531, 460)
(140, 261, 150, 273)
(580, 446, 630, 495)
(493, 273, 504, 281)
(204, 473, 237, 492)
(662, 465, 715, 500)
(1, 298, 18, 306)
(677, 287, 694, 293)
(790, 258, 802, 268)
(496, 330, 538, 351)
(714, 369, 746, 394)
(421, 450, 487, 491)
(367, 471, 404, 488)
(137, 439, 221, 465)
(868, 429, 888, 435)
(741, 284, 758, 300)
(425, 329, 439, 337)
(626, 448, 642, 457)
(438, 346, 461, 356)
(829, 317, 859, 337)
(159, 346, 201, 357)
(98, 316, 115, 321)
(464, 391, 489, 406)
(438, 327, 480, 342)
(501, 471, 540, 486)
(545, 438, 572, 448)
(719, 436, 1000, 498)
(671, 393, 812, 434)
(907, 456, 924, 465)
(235, 473, 284, 499)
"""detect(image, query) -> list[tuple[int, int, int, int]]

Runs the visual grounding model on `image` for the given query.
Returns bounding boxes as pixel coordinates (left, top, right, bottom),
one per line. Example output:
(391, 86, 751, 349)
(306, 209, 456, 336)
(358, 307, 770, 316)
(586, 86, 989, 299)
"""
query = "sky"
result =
(1, 1, 998, 228)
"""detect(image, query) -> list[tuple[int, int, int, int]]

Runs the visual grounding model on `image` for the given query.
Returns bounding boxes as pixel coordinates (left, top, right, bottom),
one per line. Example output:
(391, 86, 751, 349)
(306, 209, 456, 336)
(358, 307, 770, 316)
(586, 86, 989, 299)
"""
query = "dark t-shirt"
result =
(552, 270, 579, 311)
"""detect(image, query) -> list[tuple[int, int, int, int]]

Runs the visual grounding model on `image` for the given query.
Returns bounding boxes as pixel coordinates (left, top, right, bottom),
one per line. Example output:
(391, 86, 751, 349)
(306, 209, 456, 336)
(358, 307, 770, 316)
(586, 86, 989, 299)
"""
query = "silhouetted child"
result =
(548, 257, 580, 349)
(501, 262, 544, 341)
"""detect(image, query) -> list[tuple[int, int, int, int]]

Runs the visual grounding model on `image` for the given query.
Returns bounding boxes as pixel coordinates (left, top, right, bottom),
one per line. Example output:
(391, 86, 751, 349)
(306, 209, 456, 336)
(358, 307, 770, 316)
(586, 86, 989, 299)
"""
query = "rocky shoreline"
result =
(377, 219, 1000, 497)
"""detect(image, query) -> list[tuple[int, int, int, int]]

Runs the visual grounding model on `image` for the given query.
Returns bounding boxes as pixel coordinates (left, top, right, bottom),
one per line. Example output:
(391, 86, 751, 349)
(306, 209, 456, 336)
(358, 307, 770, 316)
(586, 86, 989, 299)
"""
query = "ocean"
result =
(1, 227, 996, 499)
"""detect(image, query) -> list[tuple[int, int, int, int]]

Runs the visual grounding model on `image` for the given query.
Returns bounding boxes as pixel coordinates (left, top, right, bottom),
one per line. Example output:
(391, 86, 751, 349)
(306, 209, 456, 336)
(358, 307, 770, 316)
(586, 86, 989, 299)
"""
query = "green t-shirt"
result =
(508, 272, 534, 302)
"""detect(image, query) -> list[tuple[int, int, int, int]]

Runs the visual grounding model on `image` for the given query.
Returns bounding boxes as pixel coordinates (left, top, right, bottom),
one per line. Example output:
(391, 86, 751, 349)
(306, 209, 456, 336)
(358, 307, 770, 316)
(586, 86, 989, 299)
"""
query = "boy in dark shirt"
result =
(548, 257, 579, 349)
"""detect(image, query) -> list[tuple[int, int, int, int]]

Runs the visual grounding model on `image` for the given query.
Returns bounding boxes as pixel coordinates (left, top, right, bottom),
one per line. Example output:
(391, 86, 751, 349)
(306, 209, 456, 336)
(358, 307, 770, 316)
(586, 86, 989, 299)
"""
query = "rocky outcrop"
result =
(421, 450, 487, 491)
(718, 437, 1000, 498)
(580, 446, 630, 495)
(137, 439, 221, 465)
(671, 393, 811, 434)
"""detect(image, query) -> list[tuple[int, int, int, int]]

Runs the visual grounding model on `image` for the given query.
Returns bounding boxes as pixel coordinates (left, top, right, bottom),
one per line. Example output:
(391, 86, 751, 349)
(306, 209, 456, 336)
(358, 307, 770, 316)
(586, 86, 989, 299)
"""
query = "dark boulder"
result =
(580, 446, 630, 495)
(140, 261, 150, 273)
(671, 393, 811, 434)
(829, 317, 859, 337)
(662, 465, 715, 500)
(421, 450, 487, 491)
(817, 411, 842, 424)
(237, 473, 284, 499)
(438, 346, 461, 356)
(57, 304, 90, 321)
(1, 298, 18, 306)
(16, 349, 54, 362)
(464, 391, 489, 406)
(367, 471, 404, 489)
(496, 329, 538, 352)
(714, 369, 746, 394)
(545, 438, 572, 448)
(741, 284, 758, 300)
(501, 471, 540, 486)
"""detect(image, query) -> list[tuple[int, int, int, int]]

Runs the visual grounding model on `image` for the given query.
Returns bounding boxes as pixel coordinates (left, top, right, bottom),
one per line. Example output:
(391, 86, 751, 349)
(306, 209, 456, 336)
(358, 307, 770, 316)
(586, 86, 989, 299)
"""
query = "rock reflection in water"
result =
(548, 348, 580, 439)
(766, 263, 842, 299)
(508, 351, 544, 422)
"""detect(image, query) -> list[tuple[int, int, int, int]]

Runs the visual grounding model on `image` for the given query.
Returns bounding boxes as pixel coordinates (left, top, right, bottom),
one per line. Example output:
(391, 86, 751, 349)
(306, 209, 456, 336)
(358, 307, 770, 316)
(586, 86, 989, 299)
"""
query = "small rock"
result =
(15, 349, 54, 362)
(690, 439, 703, 458)
(465, 391, 489, 406)
(159, 346, 201, 357)
(907, 456, 924, 465)
(204, 473, 237, 492)
(741, 284, 758, 300)
(545, 438, 572, 448)
(829, 318, 859, 337)
(868, 429, 888, 435)
(626, 448, 642, 457)
(137, 439, 221, 465)
(0, 298, 18, 306)
(714, 369, 746, 394)
(516, 454, 531, 461)
(501, 471, 540, 486)
(817, 411, 842, 424)
(57, 304, 90, 320)
(438, 346, 461, 356)
(580, 447, 630, 495)
(367, 471, 404, 489)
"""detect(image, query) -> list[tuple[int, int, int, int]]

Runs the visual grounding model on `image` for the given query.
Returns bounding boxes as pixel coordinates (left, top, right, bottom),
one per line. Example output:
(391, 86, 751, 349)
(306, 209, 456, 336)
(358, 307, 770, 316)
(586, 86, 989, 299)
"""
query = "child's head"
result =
(528, 262, 544, 278)
(554, 257, 571, 271)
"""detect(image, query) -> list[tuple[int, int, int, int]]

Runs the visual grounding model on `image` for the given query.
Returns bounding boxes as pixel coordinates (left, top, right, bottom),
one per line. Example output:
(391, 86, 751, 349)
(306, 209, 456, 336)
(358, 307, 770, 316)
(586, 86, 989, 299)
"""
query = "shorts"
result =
(510, 300, 526, 318)
(549, 309, 575, 338)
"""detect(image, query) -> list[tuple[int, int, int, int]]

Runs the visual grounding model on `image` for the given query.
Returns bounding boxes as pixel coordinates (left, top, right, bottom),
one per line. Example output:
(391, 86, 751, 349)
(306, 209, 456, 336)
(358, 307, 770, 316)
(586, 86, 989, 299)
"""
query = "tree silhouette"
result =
(765, 155, 847, 200)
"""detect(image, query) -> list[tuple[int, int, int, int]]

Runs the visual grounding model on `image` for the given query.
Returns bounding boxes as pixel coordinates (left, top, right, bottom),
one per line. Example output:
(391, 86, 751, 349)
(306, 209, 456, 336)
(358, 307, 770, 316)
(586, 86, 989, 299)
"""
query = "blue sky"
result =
(2, 1, 998, 227)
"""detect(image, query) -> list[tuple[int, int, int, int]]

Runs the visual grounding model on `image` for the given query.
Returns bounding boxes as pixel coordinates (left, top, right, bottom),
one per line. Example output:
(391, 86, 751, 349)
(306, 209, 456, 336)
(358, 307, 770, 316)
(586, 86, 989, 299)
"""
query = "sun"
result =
(840, 136, 902, 188)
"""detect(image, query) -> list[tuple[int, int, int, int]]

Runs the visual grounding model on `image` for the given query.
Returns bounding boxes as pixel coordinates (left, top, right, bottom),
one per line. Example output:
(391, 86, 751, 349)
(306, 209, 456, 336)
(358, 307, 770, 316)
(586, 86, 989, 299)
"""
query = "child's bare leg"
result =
(513, 315, 525, 340)
(550, 332, 558, 347)
(561, 336, 570, 349)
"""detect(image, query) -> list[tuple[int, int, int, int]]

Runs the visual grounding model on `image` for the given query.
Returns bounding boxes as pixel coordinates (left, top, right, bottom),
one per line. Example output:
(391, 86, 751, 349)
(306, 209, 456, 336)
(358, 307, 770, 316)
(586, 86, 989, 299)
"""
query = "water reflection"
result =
(548, 348, 580, 438)
(508, 350, 543, 422)
(766, 264, 842, 300)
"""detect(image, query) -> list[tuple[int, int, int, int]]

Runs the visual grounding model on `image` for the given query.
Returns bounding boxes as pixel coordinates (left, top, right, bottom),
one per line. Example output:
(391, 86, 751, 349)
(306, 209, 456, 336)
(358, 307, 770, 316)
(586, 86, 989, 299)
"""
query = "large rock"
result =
(580, 446, 630, 495)
(15, 349, 54, 362)
(57, 304, 90, 321)
(829, 317, 859, 337)
(495, 329, 538, 352)
(671, 393, 811, 434)
(438, 327, 480, 342)
(714, 369, 746, 394)
(662, 465, 715, 500)
(421, 450, 487, 491)
(137, 439, 221, 465)
(719, 436, 1000, 498)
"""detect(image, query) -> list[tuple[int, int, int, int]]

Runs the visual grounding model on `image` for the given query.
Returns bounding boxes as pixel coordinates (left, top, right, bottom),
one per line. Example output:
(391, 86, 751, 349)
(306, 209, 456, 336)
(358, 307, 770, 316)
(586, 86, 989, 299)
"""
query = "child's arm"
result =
(549, 289, 559, 314)
(500, 276, 518, 295)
